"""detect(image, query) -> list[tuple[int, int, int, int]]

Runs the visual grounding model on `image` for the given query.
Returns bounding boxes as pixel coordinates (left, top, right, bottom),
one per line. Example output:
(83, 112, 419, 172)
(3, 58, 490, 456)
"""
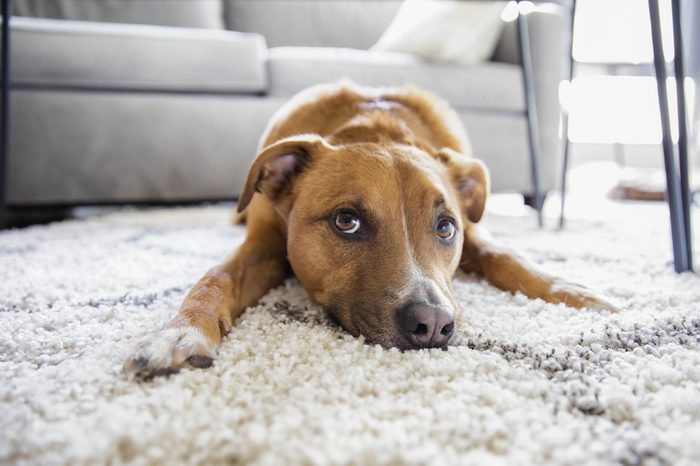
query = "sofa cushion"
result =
(222, 0, 402, 49)
(10, 17, 266, 93)
(266, 47, 524, 111)
(13, 0, 225, 29)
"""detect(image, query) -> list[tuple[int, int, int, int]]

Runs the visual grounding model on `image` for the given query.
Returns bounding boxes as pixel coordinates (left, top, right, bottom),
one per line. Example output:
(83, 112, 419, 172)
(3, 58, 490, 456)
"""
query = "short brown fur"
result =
(125, 82, 617, 378)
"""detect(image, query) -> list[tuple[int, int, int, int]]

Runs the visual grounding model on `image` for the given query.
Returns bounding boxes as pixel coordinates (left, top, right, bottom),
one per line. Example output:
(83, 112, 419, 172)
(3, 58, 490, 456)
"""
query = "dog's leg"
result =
(124, 225, 287, 379)
(460, 224, 618, 311)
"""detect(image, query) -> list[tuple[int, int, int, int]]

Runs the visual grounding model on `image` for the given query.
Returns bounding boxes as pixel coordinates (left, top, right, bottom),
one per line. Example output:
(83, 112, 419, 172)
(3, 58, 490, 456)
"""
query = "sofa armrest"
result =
(492, 4, 572, 191)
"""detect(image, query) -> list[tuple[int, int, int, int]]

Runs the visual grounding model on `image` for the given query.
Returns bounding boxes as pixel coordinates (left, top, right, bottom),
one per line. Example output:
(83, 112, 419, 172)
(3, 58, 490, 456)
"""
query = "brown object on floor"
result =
(609, 168, 666, 201)
(609, 167, 699, 202)
(609, 186, 666, 201)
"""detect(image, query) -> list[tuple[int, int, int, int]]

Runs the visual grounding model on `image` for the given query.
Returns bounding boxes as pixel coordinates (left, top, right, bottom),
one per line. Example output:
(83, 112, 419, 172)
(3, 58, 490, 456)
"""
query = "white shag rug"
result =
(1, 200, 699, 466)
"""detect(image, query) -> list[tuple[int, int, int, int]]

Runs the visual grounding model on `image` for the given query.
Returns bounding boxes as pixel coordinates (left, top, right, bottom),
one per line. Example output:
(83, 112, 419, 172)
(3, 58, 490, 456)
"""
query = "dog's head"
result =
(238, 135, 488, 349)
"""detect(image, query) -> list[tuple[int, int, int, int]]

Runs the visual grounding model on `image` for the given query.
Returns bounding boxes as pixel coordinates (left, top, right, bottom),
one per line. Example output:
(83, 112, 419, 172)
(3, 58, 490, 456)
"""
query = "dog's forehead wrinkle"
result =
(396, 154, 456, 211)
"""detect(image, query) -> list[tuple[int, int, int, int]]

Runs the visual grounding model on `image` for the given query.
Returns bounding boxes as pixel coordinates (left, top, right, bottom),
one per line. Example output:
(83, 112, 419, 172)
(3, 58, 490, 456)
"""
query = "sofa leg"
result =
(523, 192, 549, 210)
(1, 207, 73, 229)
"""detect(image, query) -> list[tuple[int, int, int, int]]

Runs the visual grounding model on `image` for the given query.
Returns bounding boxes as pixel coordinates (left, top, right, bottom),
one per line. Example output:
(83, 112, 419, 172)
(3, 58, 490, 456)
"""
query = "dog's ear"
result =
(436, 147, 490, 223)
(237, 134, 331, 213)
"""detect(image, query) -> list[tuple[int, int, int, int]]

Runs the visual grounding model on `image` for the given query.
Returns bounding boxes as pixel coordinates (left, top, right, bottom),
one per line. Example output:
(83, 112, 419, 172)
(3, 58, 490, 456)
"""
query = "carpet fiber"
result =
(2, 201, 699, 466)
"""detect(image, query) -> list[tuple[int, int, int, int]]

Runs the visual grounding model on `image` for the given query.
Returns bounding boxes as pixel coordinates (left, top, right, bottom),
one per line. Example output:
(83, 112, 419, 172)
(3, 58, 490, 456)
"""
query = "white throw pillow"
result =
(371, 0, 508, 64)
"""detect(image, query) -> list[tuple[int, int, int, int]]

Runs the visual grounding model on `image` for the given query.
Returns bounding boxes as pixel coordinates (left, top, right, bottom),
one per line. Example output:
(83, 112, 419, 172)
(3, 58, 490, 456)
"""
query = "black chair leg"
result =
(559, 131, 571, 229)
(671, 0, 693, 270)
(559, 0, 577, 230)
(649, 0, 691, 272)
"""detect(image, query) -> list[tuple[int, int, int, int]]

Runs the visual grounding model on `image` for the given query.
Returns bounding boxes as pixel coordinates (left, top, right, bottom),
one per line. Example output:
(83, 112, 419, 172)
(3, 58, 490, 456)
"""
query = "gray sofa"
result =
(4, 0, 570, 206)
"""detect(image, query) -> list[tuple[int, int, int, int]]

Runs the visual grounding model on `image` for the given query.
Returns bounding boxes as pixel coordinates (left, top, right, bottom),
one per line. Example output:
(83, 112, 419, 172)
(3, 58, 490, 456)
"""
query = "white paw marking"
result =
(124, 326, 217, 379)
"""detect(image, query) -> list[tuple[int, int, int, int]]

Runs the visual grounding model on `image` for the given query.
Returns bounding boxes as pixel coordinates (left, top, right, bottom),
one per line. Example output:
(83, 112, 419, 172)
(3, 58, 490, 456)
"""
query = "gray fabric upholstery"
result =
(9, 17, 267, 92)
(222, 0, 402, 49)
(13, 0, 225, 29)
(7, 90, 284, 204)
(267, 47, 524, 111)
(460, 110, 535, 192)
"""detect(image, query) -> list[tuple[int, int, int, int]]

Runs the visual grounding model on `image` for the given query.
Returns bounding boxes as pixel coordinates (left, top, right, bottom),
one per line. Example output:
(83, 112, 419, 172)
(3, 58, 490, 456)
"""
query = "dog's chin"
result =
(363, 333, 413, 350)
(363, 331, 456, 351)
(331, 311, 407, 350)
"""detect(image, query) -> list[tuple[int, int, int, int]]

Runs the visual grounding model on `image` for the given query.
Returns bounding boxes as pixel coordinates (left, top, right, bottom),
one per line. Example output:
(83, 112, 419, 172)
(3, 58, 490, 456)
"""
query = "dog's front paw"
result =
(124, 326, 217, 380)
(548, 280, 620, 313)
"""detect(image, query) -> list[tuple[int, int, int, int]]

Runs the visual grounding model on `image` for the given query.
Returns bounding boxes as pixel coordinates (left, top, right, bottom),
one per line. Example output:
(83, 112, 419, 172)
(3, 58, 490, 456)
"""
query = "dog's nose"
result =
(397, 303, 454, 349)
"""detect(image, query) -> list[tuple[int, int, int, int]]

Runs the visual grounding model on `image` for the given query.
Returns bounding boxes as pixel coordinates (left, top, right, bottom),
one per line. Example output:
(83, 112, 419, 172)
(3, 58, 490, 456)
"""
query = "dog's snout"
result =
(397, 303, 454, 349)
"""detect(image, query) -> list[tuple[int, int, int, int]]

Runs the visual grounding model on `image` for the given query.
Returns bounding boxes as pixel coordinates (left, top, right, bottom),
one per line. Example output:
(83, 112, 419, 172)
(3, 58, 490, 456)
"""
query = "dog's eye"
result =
(436, 218, 456, 241)
(333, 211, 361, 234)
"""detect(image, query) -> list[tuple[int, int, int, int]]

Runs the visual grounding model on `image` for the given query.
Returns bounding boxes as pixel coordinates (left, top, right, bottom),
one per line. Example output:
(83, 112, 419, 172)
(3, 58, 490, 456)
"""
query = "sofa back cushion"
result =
(222, 0, 402, 49)
(13, 0, 225, 29)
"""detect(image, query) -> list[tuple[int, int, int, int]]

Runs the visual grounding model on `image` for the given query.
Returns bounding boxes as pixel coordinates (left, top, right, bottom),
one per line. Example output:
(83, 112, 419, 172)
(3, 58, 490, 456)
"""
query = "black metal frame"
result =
(648, 0, 693, 272)
(670, 0, 693, 270)
(516, 2, 544, 227)
(1, 0, 10, 228)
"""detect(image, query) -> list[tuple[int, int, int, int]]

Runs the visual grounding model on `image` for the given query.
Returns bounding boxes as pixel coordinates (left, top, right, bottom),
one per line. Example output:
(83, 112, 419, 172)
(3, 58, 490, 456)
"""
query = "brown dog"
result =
(124, 81, 617, 379)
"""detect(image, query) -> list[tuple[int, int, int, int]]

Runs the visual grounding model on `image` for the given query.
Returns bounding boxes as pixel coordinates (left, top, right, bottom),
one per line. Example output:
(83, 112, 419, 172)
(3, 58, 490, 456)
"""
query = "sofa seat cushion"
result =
(11, 17, 267, 93)
(266, 47, 524, 111)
